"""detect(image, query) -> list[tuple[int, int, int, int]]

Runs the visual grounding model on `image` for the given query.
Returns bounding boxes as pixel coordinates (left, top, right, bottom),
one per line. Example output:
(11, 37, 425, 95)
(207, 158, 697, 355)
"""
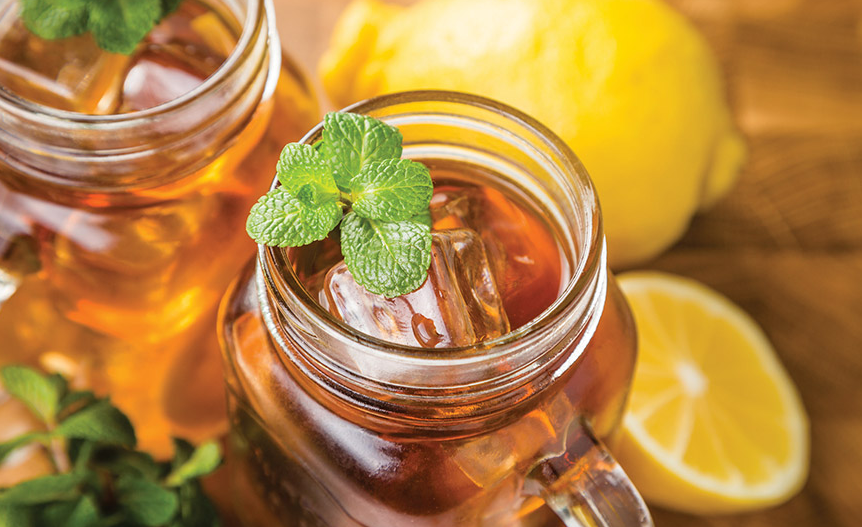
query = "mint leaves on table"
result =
(18, 0, 184, 55)
(0, 365, 63, 424)
(0, 365, 222, 527)
(247, 111, 434, 298)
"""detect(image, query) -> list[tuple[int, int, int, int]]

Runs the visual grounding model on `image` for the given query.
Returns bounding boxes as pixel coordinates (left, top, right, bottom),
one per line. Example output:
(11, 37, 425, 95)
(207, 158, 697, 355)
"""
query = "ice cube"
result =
(118, 46, 211, 112)
(321, 229, 510, 348)
(0, 18, 130, 113)
(0, 4, 234, 114)
(119, 9, 234, 112)
(430, 186, 564, 329)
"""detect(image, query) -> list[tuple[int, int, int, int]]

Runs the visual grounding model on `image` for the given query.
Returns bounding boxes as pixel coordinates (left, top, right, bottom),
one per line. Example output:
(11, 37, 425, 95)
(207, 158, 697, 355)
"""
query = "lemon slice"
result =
(614, 271, 809, 514)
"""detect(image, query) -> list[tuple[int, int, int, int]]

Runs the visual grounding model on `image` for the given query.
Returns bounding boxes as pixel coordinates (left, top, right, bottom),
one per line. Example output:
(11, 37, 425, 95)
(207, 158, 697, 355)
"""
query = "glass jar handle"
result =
(525, 419, 653, 527)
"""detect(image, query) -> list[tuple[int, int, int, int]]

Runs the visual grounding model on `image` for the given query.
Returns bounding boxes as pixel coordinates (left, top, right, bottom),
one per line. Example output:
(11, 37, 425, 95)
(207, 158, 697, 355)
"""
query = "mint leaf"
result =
(165, 441, 220, 487)
(19, 0, 89, 40)
(35, 501, 76, 527)
(58, 390, 97, 418)
(116, 477, 179, 527)
(96, 448, 161, 481)
(1, 365, 62, 424)
(321, 112, 403, 191)
(55, 399, 136, 447)
(87, 0, 161, 54)
(161, 0, 184, 17)
(167, 440, 220, 526)
(294, 184, 318, 207)
(37, 495, 100, 527)
(247, 112, 435, 298)
(0, 473, 81, 504)
(0, 503, 32, 527)
(70, 441, 95, 474)
(67, 496, 100, 527)
(340, 212, 432, 298)
(276, 144, 340, 207)
(171, 481, 219, 527)
(410, 210, 433, 228)
(20, 0, 183, 54)
(0, 433, 46, 464)
(352, 159, 432, 221)
(171, 438, 196, 467)
(0, 367, 222, 527)
(247, 188, 342, 247)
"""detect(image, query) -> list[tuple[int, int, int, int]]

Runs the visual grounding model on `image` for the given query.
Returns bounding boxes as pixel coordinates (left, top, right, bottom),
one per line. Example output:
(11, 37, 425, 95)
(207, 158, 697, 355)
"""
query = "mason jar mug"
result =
(219, 91, 652, 527)
(0, 0, 318, 458)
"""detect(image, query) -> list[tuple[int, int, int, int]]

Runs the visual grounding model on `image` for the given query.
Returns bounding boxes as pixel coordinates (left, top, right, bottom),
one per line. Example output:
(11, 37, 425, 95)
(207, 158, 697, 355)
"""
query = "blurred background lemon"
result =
(319, 0, 747, 268)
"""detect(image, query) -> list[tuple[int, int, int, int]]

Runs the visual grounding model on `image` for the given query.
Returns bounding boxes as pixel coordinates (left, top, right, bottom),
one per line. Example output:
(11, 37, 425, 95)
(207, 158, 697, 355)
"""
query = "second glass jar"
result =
(0, 0, 318, 457)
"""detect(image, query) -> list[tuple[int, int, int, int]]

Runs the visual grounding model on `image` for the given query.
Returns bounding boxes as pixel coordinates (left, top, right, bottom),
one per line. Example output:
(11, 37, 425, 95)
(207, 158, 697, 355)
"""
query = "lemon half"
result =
(615, 272, 809, 514)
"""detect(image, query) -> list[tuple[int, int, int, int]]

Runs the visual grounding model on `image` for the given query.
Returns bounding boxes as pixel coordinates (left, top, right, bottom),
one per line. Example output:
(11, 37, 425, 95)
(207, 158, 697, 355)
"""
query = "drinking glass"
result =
(0, 0, 318, 457)
(219, 90, 652, 526)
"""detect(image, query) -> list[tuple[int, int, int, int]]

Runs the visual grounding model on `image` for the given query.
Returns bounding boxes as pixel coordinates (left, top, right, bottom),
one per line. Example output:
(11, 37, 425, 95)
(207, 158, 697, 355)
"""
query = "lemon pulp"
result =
(615, 271, 809, 514)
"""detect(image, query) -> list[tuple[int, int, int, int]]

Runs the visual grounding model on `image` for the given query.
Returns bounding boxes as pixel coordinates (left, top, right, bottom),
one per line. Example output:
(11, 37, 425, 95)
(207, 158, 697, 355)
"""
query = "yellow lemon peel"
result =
(320, 0, 747, 268)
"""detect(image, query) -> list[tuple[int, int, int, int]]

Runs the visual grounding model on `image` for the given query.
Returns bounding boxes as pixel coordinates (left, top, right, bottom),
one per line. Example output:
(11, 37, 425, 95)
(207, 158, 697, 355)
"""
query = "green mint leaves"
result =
(245, 188, 342, 248)
(0, 365, 222, 527)
(247, 112, 433, 298)
(0, 366, 63, 424)
(340, 213, 432, 298)
(19, 0, 182, 55)
(319, 112, 404, 191)
(276, 144, 340, 204)
(352, 159, 434, 221)
(54, 399, 137, 446)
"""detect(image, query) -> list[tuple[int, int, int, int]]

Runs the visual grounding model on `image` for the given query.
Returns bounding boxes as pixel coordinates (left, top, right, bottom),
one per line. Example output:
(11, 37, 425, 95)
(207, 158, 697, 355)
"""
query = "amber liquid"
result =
(0, 0, 318, 458)
(219, 163, 638, 527)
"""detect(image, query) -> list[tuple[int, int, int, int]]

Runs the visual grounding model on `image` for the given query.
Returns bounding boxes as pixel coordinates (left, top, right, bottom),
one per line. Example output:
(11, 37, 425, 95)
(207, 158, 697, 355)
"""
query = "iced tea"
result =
(219, 93, 642, 527)
(0, 0, 318, 456)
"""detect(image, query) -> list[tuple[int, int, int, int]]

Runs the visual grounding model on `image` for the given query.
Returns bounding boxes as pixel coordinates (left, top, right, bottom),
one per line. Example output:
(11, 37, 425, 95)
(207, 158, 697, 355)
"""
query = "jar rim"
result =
(261, 90, 607, 370)
(0, 0, 267, 125)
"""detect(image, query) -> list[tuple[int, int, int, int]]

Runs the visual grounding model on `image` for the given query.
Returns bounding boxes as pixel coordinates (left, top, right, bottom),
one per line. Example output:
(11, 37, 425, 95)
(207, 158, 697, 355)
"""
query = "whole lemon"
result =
(320, 0, 746, 268)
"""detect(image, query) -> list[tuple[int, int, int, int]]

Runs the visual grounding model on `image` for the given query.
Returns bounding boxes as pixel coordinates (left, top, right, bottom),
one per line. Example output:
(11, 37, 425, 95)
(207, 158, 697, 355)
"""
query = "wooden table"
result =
(273, 1, 862, 525)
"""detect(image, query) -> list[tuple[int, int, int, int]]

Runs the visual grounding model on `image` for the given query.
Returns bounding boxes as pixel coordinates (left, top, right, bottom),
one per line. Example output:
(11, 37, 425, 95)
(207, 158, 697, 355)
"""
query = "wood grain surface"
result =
(272, 1, 862, 525)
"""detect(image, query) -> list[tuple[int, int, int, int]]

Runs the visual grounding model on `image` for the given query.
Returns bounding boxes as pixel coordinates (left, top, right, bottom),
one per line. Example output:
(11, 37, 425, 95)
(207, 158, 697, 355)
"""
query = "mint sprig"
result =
(0, 366, 63, 424)
(247, 111, 433, 298)
(246, 188, 342, 248)
(340, 213, 432, 298)
(276, 144, 340, 205)
(0, 365, 222, 527)
(19, 0, 183, 54)
(320, 112, 404, 191)
(352, 159, 434, 221)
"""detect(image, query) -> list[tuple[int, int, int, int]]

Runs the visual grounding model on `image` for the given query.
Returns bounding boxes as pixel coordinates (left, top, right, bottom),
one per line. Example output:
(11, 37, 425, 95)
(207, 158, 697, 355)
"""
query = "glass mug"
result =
(0, 0, 318, 458)
(220, 91, 653, 526)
